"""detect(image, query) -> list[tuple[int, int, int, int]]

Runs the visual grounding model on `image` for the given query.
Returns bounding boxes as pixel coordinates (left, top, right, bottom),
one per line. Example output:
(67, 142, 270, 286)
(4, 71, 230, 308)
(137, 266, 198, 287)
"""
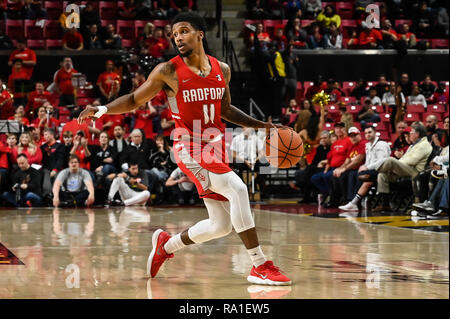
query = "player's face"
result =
(172, 22, 203, 57)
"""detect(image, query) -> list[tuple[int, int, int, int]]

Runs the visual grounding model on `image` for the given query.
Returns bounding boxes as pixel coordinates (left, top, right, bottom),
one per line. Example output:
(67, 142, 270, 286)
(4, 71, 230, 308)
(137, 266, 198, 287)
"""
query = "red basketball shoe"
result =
(147, 229, 174, 278)
(247, 261, 292, 286)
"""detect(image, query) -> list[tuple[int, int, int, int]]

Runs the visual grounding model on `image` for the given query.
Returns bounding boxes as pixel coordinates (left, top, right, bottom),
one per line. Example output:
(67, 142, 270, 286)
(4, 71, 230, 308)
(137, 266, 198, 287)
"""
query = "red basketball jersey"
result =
(168, 55, 226, 140)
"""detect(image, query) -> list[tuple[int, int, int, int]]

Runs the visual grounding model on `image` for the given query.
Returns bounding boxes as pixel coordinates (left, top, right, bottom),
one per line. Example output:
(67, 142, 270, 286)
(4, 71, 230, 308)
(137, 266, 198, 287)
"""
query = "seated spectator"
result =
(63, 27, 84, 51)
(26, 82, 52, 116)
(61, 109, 90, 143)
(413, 146, 449, 217)
(374, 74, 390, 98)
(165, 167, 196, 205)
(323, 22, 342, 49)
(316, 4, 341, 30)
(380, 19, 398, 49)
(160, 107, 175, 142)
(436, 4, 449, 37)
(434, 116, 449, 149)
(359, 22, 382, 49)
(102, 113, 126, 139)
(248, 23, 271, 50)
(147, 134, 176, 202)
(283, 0, 302, 19)
(26, 0, 46, 19)
(2, 154, 42, 207)
(396, 23, 416, 49)
(407, 84, 427, 108)
(8, 59, 30, 105)
(61, 130, 74, 167)
(339, 126, 391, 211)
(106, 161, 150, 207)
(425, 114, 447, 151)
(311, 122, 352, 204)
(357, 98, 381, 129)
(84, 24, 103, 50)
(350, 78, 369, 100)
(40, 128, 65, 199)
(138, 22, 155, 55)
(303, 0, 322, 18)
(289, 130, 330, 203)
(382, 82, 406, 116)
(8, 40, 36, 79)
(97, 60, 121, 105)
(324, 78, 342, 103)
(271, 28, 288, 52)
(53, 57, 78, 107)
(0, 78, 14, 119)
(109, 125, 129, 169)
(419, 75, 436, 101)
(122, 128, 154, 172)
(118, 0, 137, 20)
(285, 18, 308, 49)
(32, 104, 60, 132)
(281, 99, 300, 127)
(69, 131, 92, 174)
(431, 82, 449, 105)
(307, 23, 325, 49)
(399, 72, 413, 97)
(374, 122, 432, 211)
(367, 87, 382, 105)
(0, 137, 13, 190)
(304, 76, 324, 100)
(412, 1, 433, 38)
(8, 105, 30, 126)
(346, 30, 360, 49)
(338, 104, 354, 132)
(146, 27, 170, 60)
(294, 99, 313, 133)
(102, 24, 122, 50)
(52, 154, 95, 208)
(12, 132, 42, 165)
(90, 131, 118, 184)
(328, 127, 367, 208)
(392, 124, 412, 159)
(80, 2, 101, 33)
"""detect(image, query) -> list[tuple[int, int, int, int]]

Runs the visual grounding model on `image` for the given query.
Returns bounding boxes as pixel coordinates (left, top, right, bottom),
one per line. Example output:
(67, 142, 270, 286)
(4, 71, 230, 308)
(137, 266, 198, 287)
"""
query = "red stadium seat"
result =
(404, 113, 421, 123)
(327, 104, 339, 114)
(406, 104, 425, 113)
(263, 19, 288, 34)
(394, 20, 413, 28)
(376, 130, 390, 141)
(45, 39, 63, 49)
(429, 104, 446, 113)
(44, 20, 62, 39)
(152, 20, 168, 28)
(6, 20, 24, 41)
(101, 19, 116, 28)
(301, 20, 314, 27)
(295, 82, 304, 101)
(340, 96, 356, 104)
(121, 39, 135, 48)
(27, 39, 45, 49)
(99, 1, 117, 20)
(116, 20, 135, 40)
(324, 122, 334, 130)
(303, 81, 315, 92)
(342, 81, 356, 95)
(135, 20, 149, 39)
(371, 105, 385, 113)
(77, 89, 93, 98)
(44, 1, 63, 20)
(77, 98, 96, 106)
(347, 104, 362, 114)
(380, 113, 391, 122)
(24, 20, 44, 39)
(373, 121, 387, 131)
(367, 81, 378, 88)
(335, 2, 354, 19)
(431, 39, 449, 49)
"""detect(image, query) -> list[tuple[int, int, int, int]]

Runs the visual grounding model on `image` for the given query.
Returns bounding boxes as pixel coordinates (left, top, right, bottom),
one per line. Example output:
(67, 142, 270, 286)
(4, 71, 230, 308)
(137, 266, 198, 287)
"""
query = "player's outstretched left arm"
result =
(219, 62, 274, 129)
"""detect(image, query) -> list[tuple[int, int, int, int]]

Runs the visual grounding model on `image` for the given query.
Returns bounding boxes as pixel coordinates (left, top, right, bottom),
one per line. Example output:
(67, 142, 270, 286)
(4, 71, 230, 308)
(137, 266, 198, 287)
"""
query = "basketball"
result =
(265, 128, 304, 168)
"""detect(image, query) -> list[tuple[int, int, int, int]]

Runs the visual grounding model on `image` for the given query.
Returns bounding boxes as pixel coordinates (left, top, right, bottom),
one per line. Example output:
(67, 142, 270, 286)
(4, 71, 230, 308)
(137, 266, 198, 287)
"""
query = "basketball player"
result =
(78, 12, 291, 285)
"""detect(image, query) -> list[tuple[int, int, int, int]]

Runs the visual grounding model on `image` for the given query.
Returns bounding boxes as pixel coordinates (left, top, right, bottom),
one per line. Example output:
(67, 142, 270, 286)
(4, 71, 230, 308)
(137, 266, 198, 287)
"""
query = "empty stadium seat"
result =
(116, 20, 135, 40)
(394, 19, 413, 28)
(24, 20, 44, 39)
(134, 20, 149, 39)
(327, 104, 339, 114)
(44, 1, 63, 20)
(44, 20, 62, 39)
(381, 113, 391, 122)
(101, 19, 116, 27)
(347, 104, 362, 113)
(373, 121, 388, 131)
(6, 20, 24, 41)
(340, 96, 356, 104)
(301, 20, 314, 27)
(99, 1, 117, 20)
(121, 39, 135, 48)
(77, 98, 96, 106)
(429, 104, 446, 113)
(324, 122, 334, 130)
(371, 105, 385, 113)
(431, 39, 449, 49)
(263, 19, 287, 34)
(406, 104, 425, 113)
(376, 130, 390, 141)
(404, 113, 421, 122)
(45, 39, 63, 49)
(342, 81, 356, 95)
(27, 39, 45, 49)
(335, 2, 354, 19)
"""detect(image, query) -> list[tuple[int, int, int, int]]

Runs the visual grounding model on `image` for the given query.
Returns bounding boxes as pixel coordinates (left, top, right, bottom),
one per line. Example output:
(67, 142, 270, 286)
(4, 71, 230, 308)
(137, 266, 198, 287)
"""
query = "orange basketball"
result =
(265, 128, 304, 168)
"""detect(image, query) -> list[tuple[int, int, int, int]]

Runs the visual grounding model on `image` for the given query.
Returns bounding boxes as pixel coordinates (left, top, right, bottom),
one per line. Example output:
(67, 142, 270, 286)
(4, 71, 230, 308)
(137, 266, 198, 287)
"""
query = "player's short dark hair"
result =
(172, 11, 207, 32)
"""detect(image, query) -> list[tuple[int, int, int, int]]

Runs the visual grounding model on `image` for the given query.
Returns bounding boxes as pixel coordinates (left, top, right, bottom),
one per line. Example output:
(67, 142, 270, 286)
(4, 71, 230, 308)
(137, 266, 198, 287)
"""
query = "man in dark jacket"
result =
(40, 128, 65, 198)
(2, 154, 42, 207)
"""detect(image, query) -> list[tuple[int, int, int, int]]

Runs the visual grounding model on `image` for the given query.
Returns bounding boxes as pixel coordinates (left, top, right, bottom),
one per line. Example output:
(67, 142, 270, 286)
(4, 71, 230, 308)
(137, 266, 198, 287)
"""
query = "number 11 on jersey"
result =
(203, 103, 215, 124)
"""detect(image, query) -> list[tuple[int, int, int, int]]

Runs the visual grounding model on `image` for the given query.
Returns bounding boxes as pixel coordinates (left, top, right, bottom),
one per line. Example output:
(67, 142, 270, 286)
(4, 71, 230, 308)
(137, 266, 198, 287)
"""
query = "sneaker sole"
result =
(338, 207, 359, 211)
(147, 229, 163, 277)
(247, 275, 292, 286)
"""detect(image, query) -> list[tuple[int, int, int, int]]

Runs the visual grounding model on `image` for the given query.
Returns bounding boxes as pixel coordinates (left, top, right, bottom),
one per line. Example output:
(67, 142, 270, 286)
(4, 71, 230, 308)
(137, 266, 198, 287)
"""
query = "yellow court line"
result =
(329, 216, 410, 223)
(0, 261, 11, 263)
(383, 220, 449, 227)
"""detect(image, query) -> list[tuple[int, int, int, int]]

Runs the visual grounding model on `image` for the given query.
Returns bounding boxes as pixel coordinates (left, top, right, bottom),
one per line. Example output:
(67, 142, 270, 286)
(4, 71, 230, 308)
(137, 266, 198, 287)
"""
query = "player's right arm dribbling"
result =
(77, 62, 174, 124)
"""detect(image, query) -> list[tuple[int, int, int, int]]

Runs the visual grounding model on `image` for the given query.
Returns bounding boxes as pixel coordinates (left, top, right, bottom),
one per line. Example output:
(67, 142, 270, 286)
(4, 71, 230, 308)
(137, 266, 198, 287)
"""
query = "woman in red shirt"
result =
(133, 102, 157, 139)
(8, 105, 30, 126)
(12, 131, 43, 165)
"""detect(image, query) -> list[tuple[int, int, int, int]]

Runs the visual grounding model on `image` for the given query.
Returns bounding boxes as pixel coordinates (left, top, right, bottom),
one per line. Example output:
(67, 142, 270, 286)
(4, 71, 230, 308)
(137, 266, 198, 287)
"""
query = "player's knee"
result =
(210, 220, 232, 237)
(142, 190, 150, 200)
(228, 176, 247, 194)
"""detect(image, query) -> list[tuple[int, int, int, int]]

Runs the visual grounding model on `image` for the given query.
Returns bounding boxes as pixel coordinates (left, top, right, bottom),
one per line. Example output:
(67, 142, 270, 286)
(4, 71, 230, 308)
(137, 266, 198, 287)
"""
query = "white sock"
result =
(247, 246, 267, 268)
(163, 233, 186, 254)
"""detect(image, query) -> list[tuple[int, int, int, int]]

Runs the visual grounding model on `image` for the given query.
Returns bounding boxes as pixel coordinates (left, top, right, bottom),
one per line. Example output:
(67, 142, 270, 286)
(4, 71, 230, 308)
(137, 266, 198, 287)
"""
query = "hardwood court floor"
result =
(0, 205, 448, 299)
